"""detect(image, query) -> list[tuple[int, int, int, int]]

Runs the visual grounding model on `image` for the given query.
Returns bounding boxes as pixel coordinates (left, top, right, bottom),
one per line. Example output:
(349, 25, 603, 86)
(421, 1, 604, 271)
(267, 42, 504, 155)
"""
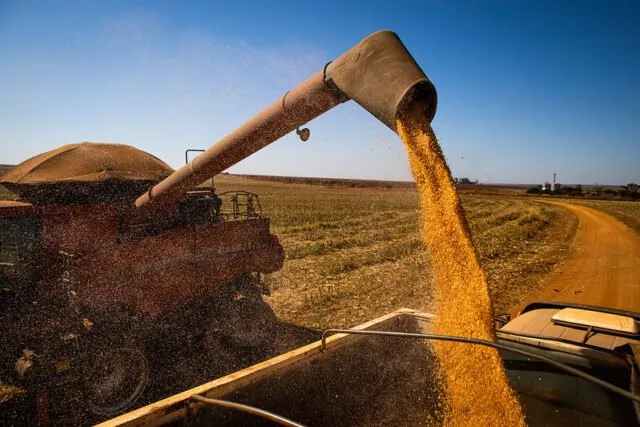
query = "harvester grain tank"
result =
(0, 30, 437, 422)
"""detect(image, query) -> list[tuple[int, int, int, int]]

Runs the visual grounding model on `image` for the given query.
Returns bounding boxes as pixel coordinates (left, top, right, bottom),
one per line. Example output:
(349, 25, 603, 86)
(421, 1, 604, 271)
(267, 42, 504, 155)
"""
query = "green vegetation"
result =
(586, 183, 640, 200)
(527, 182, 640, 201)
(527, 184, 584, 196)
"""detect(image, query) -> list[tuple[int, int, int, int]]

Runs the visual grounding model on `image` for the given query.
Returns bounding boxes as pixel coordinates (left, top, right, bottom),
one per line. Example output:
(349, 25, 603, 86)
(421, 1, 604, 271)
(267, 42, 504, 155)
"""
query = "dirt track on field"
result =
(516, 201, 640, 313)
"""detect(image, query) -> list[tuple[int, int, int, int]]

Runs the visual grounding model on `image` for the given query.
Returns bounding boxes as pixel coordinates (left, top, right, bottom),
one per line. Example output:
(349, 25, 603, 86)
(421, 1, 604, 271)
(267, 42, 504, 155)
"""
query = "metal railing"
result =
(218, 191, 263, 220)
(320, 328, 640, 404)
(190, 395, 305, 427)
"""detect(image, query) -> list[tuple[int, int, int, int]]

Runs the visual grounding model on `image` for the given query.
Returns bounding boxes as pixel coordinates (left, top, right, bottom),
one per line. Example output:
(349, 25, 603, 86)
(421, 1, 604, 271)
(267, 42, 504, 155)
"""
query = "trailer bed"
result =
(99, 307, 638, 426)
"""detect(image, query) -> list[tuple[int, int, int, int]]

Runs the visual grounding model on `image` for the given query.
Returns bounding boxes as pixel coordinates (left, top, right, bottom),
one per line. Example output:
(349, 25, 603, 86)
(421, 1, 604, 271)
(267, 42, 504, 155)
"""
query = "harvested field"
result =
(215, 174, 578, 329)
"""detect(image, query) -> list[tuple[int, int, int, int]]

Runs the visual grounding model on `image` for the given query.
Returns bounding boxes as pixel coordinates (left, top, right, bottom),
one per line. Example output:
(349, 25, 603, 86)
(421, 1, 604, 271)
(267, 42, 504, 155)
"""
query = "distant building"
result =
(542, 173, 561, 192)
(541, 181, 562, 192)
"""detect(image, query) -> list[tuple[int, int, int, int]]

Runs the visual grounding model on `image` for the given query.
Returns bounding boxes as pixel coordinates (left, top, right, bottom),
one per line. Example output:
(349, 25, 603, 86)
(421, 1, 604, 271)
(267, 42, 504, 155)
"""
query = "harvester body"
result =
(0, 142, 284, 317)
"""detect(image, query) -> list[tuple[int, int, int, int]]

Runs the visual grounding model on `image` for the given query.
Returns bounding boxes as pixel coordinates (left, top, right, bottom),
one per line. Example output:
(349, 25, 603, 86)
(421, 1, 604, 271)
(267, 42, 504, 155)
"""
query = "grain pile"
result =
(396, 107, 525, 426)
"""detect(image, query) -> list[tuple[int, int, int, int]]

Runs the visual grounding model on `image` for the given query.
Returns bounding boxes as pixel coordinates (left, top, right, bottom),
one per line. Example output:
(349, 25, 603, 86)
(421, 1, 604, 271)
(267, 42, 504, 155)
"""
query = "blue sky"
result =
(1, 0, 638, 185)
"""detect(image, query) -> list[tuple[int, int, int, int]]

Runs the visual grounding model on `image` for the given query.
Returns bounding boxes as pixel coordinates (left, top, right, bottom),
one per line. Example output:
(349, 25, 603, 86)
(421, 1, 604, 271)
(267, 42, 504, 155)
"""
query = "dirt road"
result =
(518, 201, 640, 313)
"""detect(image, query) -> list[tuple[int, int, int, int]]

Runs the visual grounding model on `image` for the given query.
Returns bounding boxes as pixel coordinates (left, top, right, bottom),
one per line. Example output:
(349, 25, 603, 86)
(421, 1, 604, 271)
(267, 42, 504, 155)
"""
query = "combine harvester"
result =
(2, 30, 640, 425)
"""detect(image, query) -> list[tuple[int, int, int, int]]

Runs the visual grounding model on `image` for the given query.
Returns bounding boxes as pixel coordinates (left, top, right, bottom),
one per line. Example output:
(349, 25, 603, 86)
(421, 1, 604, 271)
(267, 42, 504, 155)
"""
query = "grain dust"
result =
(396, 108, 525, 426)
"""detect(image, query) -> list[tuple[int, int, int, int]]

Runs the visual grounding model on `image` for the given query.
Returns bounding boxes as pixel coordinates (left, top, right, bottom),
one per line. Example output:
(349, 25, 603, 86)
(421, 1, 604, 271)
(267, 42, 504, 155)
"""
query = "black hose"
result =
(190, 394, 306, 427)
(321, 328, 640, 404)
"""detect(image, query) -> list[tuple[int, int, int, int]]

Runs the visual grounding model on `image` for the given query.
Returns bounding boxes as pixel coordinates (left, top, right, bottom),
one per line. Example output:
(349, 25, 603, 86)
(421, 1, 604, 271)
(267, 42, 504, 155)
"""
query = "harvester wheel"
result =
(83, 346, 149, 417)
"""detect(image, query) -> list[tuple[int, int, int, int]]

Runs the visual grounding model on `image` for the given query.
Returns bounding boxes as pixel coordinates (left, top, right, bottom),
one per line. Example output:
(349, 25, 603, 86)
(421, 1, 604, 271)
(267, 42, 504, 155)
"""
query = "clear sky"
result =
(1, 0, 638, 185)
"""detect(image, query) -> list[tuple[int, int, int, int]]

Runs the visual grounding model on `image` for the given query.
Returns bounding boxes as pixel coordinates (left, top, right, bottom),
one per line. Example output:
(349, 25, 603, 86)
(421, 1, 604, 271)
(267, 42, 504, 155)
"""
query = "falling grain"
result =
(396, 108, 526, 426)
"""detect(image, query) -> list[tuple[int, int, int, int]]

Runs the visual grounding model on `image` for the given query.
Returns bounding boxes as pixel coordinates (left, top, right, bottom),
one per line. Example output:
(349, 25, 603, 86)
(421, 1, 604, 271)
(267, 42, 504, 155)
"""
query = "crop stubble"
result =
(215, 174, 577, 329)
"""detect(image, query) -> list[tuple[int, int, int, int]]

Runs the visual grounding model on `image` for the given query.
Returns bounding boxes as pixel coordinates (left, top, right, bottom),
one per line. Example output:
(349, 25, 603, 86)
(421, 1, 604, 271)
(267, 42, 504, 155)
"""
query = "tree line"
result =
(527, 183, 640, 200)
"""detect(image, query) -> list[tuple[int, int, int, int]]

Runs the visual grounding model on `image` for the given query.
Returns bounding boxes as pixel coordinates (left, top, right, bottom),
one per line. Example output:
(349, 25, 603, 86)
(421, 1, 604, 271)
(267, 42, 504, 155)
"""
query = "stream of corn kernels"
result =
(397, 110, 526, 426)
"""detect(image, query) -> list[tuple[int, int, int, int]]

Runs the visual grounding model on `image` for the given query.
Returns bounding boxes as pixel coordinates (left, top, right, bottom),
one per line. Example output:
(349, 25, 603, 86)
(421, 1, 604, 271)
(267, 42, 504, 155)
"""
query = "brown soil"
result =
(515, 201, 640, 313)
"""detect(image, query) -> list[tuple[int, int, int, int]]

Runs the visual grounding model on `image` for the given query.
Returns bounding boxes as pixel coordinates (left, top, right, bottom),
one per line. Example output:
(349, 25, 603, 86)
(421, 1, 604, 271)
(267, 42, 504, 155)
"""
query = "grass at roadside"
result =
(560, 199, 640, 234)
(216, 175, 578, 329)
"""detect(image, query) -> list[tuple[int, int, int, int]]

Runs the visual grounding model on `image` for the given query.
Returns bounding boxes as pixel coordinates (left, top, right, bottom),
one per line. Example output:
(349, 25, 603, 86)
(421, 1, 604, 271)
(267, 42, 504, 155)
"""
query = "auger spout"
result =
(135, 30, 437, 210)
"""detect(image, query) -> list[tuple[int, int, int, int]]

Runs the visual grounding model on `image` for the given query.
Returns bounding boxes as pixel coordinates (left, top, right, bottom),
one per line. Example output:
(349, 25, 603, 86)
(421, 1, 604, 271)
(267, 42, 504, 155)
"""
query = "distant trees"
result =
(559, 185, 583, 196)
(619, 183, 640, 200)
(583, 183, 639, 200)
(591, 186, 603, 197)
(528, 183, 640, 201)
(526, 185, 543, 194)
(526, 185, 583, 196)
